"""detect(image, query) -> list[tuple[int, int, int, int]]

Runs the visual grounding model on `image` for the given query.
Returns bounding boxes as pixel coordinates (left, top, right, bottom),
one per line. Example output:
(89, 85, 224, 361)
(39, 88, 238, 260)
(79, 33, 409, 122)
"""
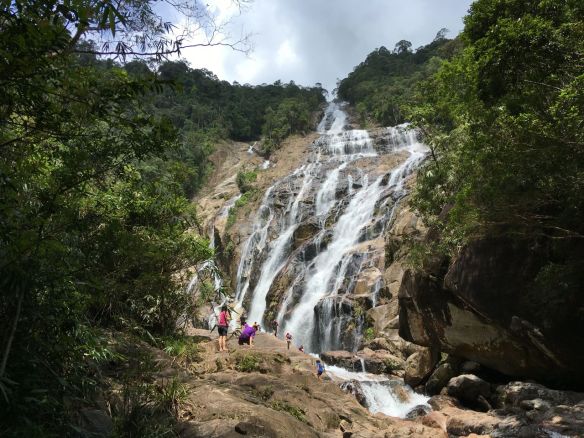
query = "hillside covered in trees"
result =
(337, 30, 462, 126)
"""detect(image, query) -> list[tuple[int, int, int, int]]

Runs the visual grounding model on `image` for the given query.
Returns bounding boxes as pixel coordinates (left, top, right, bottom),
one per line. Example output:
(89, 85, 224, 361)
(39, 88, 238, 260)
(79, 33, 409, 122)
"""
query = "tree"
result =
(394, 39, 412, 54)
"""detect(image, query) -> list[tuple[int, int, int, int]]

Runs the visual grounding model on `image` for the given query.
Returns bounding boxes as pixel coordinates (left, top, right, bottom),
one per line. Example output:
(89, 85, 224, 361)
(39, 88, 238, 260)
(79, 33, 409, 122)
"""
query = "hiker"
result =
(316, 359, 325, 380)
(271, 319, 279, 337)
(285, 332, 292, 350)
(298, 345, 304, 353)
(217, 305, 230, 352)
(238, 322, 257, 347)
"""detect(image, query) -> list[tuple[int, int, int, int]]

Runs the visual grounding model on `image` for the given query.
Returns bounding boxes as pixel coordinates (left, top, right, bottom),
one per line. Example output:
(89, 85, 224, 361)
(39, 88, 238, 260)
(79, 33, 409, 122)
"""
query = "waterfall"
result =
(325, 363, 430, 418)
(221, 101, 432, 418)
(283, 174, 385, 351)
(232, 102, 427, 351)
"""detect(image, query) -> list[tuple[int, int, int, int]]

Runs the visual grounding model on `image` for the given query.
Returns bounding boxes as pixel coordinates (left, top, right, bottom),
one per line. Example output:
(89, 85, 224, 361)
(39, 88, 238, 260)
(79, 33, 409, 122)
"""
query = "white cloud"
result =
(178, 0, 473, 92)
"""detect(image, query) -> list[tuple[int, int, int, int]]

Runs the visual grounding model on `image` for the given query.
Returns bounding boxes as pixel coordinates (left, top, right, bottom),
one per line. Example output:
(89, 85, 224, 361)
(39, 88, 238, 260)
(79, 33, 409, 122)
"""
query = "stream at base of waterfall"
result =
(202, 102, 430, 418)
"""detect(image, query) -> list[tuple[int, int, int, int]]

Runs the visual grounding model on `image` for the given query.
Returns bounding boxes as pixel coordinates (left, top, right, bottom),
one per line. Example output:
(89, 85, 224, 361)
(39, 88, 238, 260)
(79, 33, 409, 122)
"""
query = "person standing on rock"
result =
(217, 305, 231, 352)
(271, 319, 279, 337)
(315, 359, 325, 380)
(285, 332, 292, 350)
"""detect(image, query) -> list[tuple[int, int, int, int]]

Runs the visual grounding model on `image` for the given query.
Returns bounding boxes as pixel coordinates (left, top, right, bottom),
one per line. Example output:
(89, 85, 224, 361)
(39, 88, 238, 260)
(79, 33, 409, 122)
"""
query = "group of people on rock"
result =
(217, 304, 260, 352)
(215, 306, 325, 378)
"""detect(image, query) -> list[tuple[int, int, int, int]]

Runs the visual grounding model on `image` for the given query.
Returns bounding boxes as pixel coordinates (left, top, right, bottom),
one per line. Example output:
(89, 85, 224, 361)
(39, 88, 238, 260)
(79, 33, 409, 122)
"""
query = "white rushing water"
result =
(325, 364, 430, 418)
(283, 174, 385, 350)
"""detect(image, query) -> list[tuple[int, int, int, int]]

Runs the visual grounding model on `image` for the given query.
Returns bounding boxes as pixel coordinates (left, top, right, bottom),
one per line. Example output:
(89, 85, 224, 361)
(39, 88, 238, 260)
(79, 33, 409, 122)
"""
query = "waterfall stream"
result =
(326, 364, 429, 418)
(229, 101, 429, 417)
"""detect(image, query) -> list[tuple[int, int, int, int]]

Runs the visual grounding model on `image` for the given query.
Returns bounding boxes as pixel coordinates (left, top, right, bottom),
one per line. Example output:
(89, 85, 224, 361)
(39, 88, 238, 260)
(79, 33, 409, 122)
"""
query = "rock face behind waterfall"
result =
(399, 234, 584, 389)
(206, 102, 431, 355)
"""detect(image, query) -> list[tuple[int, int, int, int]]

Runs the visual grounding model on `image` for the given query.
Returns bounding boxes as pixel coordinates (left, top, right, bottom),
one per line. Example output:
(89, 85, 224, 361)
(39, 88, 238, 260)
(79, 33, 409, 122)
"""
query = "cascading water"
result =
(326, 363, 429, 418)
(234, 102, 427, 347)
(228, 101, 429, 418)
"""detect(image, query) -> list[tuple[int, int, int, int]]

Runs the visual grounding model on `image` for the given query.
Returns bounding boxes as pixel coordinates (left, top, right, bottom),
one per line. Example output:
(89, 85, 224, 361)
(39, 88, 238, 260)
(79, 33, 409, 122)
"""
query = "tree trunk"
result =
(0, 289, 24, 377)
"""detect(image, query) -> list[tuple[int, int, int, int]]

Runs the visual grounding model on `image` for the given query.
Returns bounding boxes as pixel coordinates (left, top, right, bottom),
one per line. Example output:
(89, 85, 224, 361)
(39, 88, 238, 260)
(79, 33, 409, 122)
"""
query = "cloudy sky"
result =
(178, 0, 474, 93)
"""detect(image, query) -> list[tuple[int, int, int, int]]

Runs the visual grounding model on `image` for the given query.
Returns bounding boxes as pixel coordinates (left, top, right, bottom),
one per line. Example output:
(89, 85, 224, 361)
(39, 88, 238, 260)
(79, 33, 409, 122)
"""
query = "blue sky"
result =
(172, 0, 474, 92)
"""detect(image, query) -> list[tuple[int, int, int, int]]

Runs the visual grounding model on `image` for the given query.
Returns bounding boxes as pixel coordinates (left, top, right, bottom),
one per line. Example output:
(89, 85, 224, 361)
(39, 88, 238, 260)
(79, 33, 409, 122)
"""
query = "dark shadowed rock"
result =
(425, 363, 455, 396)
(445, 374, 492, 411)
(404, 348, 439, 387)
(340, 380, 368, 407)
(405, 404, 431, 419)
(398, 236, 584, 388)
(292, 217, 320, 250)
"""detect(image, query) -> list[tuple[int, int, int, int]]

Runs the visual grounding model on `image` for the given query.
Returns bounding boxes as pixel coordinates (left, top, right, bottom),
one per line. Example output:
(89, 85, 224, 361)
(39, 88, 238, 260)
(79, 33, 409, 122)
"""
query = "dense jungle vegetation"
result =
(336, 29, 462, 126)
(408, 0, 584, 292)
(0, 0, 323, 435)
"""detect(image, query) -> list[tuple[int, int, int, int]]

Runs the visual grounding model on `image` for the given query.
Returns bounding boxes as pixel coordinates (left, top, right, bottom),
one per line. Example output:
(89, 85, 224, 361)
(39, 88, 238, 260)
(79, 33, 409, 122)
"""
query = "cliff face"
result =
(398, 234, 584, 389)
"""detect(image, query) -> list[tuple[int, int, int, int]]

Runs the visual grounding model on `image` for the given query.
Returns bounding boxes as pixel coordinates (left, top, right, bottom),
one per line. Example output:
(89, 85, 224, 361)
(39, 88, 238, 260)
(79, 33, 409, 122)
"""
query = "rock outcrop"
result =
(399, 236, 584, 388)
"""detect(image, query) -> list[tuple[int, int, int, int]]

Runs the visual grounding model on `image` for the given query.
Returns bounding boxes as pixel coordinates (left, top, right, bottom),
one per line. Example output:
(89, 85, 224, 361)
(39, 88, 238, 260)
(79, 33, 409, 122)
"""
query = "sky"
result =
(176, 0, 474, 93)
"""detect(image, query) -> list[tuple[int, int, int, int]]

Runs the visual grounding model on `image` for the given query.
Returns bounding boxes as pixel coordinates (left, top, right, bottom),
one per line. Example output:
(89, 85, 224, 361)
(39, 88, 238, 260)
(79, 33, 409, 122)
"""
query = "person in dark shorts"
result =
(271, 319, 279, 337)
(316, 359, 325, 380)
(217, 305, 230, 352)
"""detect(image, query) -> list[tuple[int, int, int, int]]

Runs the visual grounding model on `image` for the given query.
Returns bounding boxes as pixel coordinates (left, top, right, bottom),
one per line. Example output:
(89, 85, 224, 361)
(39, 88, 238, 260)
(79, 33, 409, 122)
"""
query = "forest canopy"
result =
(337, 30, 462, 126)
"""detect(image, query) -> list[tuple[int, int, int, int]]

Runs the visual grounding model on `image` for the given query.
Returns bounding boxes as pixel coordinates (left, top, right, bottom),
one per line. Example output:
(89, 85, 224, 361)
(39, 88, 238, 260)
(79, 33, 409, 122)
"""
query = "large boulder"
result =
(494, 381, 584, 409)
(425, 362, 456, 396)
(384, 262, 405, 297)
(357, 348, 405, 374)
(320, 351, 358, 370)
(366, 301, 399, 335)
(445, 374, 492, 411)
(398, 236, 584, 388)
(404, 348, 439, 387)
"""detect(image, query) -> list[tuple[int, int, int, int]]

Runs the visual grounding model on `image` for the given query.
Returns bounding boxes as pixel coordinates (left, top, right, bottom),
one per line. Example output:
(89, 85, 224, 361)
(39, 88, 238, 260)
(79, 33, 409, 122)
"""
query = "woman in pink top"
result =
(217, 305, 230, 352)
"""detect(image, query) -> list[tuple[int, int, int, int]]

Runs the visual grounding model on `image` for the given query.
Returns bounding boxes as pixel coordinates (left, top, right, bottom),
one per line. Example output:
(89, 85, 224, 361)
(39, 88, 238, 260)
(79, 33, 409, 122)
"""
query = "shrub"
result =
(235, 353, 260, 372)
(271, 401, 307, 423)
(236, 170, 258, 193)
(363, 327, 375, 341)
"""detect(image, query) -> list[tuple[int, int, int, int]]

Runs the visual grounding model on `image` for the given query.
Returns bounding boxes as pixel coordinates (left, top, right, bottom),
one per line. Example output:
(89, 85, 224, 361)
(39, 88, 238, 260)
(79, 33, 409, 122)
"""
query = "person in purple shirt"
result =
(238, 322, 256, 347)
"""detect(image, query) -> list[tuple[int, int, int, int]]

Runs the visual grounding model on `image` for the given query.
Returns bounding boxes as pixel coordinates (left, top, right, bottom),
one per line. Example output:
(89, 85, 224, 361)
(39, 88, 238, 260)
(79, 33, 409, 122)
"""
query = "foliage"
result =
(158, 336, 202, 364)
(261, 97, 316, 153)
(113, 378, 188, 437)
(363, 327, 375, 342)
(236, 170, 258, 193)
(226, 190, 257, 228)
(270, 401, 307, 423)
(134, 61, 326, 146)
(235, 353, 261, 372)
(337, 30, 462, 126)
(0, 0, 221, 435)
(409, 0, 584, 252)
